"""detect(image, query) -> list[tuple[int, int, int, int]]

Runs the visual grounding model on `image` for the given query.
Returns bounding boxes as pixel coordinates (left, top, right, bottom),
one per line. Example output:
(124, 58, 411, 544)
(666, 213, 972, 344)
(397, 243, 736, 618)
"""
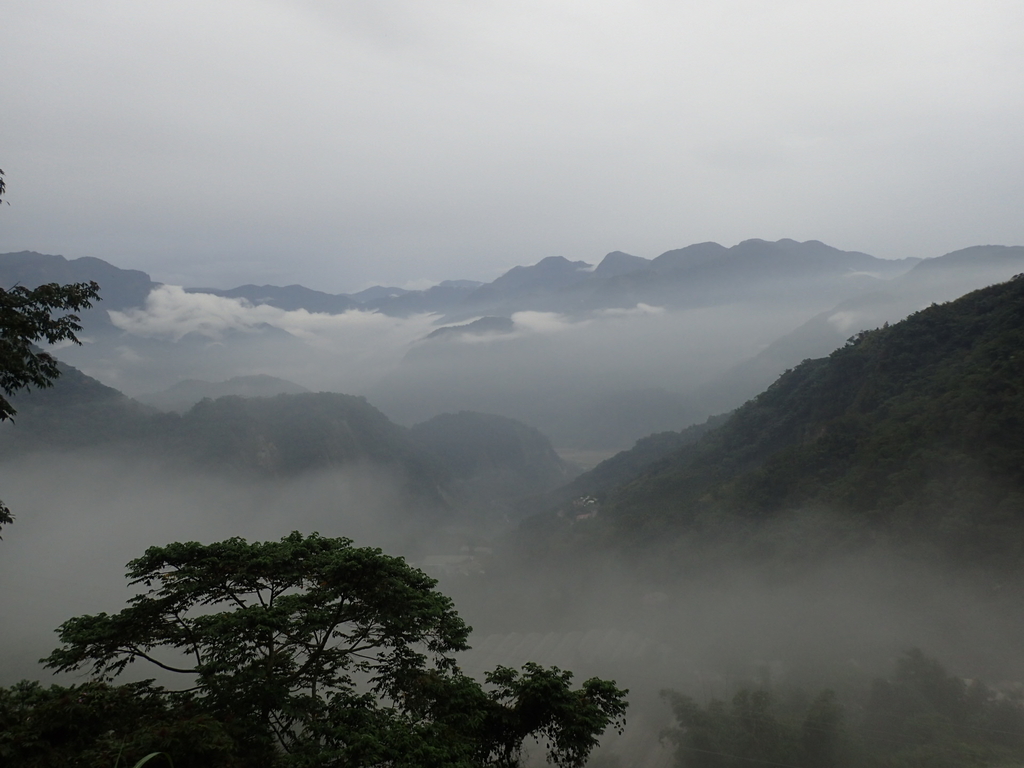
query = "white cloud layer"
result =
(109, 285, 435, 345)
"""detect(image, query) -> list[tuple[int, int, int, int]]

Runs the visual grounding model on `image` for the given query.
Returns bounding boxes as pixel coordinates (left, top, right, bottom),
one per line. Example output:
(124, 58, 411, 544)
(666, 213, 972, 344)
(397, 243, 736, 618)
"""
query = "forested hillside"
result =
(545, 275, 1024, 568)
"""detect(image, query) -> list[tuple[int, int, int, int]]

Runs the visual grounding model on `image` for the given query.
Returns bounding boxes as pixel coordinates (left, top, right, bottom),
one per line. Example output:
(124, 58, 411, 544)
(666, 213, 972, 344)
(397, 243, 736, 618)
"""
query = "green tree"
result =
(0, 278, 101, 533)
(661, 687, 844, 768)
(0, 680, 239, 768)
(43, 532, 627, 767)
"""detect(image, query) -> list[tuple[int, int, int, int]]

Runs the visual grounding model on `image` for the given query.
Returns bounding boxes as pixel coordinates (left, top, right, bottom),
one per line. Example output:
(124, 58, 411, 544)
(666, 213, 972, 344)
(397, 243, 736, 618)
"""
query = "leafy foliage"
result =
(40, 532, 627, 767)
(0, 281, 101, 422)
(0, 278, 100, 533)
(0, 680, 237, 768)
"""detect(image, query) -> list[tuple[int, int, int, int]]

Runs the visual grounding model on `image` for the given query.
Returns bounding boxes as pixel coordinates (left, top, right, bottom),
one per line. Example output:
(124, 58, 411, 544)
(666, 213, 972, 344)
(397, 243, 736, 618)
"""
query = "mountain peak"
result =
(593, 251, 651, 279)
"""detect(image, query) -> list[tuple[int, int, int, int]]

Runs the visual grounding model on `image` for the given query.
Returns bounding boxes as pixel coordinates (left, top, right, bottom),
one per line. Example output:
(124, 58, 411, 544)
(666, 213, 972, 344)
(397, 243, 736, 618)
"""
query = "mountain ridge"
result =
(1, 239, 927, 325)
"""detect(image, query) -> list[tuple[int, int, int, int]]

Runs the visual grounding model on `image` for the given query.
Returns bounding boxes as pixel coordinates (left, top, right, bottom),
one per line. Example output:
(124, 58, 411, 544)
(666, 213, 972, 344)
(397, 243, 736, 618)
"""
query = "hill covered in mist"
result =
(534, 274, 1024, 570)
(7, 246, 1024, 768)
(411, 411, 577, 517)
(0, 365, 576, 521)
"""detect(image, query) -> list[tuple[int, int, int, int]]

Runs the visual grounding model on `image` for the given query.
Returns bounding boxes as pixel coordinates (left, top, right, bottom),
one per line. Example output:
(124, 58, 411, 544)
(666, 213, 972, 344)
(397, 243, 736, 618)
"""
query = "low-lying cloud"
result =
(109, 285, 437, 346)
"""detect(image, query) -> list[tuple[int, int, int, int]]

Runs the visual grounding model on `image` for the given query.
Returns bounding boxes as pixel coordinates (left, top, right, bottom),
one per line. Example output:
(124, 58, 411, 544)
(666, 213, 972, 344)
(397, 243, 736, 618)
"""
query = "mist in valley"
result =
(5, 447, 1024, 763)
(6, 245, 1024, 764)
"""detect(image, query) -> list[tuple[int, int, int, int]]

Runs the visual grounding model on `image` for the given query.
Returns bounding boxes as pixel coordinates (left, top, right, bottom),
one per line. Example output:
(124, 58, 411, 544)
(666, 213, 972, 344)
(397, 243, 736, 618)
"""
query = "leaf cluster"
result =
(0, 680, 237, 768)
(0, 280, 100, 422)
(0, 279, 100, 533)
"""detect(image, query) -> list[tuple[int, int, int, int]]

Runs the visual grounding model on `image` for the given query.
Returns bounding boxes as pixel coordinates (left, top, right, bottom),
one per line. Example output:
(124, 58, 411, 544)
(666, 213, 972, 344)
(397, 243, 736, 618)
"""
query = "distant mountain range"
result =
(6, 245, 1024, 569)
(3, 240, 1009, 336)
(4, 240, 1024, 452)
(0, 239, 921, 326)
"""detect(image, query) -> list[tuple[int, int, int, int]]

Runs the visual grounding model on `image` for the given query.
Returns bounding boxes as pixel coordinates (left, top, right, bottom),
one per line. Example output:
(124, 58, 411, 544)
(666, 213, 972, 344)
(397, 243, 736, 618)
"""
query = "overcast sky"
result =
(2, 0, 1022, 292)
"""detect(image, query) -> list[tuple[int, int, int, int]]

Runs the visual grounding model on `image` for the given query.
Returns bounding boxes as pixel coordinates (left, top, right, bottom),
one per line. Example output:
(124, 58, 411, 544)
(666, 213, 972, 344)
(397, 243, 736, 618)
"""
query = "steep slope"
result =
(704, 245, 1024, 409)
(0, 359, 159, 449)
(571, 275, 1024, 565)
(540, 413, 731, 506)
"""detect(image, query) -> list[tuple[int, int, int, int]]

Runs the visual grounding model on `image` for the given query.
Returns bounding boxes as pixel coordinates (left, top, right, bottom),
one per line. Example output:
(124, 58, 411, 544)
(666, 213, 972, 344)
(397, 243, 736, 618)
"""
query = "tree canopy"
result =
(0, 280, 101, 423)
(39, 532, 627, 767)
(0, 278, 100, 532)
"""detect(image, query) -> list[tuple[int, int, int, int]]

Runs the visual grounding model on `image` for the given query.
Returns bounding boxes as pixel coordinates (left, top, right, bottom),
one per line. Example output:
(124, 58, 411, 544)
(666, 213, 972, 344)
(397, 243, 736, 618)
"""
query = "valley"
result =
(4, 241, 1024, 765)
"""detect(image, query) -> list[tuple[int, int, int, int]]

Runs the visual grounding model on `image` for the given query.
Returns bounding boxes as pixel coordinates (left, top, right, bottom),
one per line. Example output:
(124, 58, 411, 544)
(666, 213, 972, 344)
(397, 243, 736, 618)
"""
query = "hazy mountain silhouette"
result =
(592, 251, 651, 279)
(0, 251, 157, 332)
(0, 240, 922, 327)
(184, 284, 360, 313)
(425, 316, 515, 340)
(0, 360, 574, 517)
(137, 374, 310, 412)
(411, 411, 578, 518)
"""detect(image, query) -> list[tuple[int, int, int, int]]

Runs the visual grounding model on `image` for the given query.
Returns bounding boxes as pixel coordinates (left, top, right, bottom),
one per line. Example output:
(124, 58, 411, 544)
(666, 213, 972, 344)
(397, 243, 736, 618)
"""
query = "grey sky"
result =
(2, 0, 1022, 293)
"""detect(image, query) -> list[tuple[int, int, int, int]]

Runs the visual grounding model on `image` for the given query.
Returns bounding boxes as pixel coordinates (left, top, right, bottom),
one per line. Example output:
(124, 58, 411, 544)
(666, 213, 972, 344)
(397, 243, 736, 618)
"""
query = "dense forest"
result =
(528, 275, 1024, 573)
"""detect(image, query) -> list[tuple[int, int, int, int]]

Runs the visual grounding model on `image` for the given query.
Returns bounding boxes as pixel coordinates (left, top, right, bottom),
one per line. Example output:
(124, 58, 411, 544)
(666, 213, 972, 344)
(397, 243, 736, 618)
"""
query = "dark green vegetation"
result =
(0, 278, 100, 532)
(528, 415, 730, 514)
(1, 533, 626, 768)
(544, 275, 1024, 569)
(0, 281, 101, 422)
(663, 650, 1024, 768)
